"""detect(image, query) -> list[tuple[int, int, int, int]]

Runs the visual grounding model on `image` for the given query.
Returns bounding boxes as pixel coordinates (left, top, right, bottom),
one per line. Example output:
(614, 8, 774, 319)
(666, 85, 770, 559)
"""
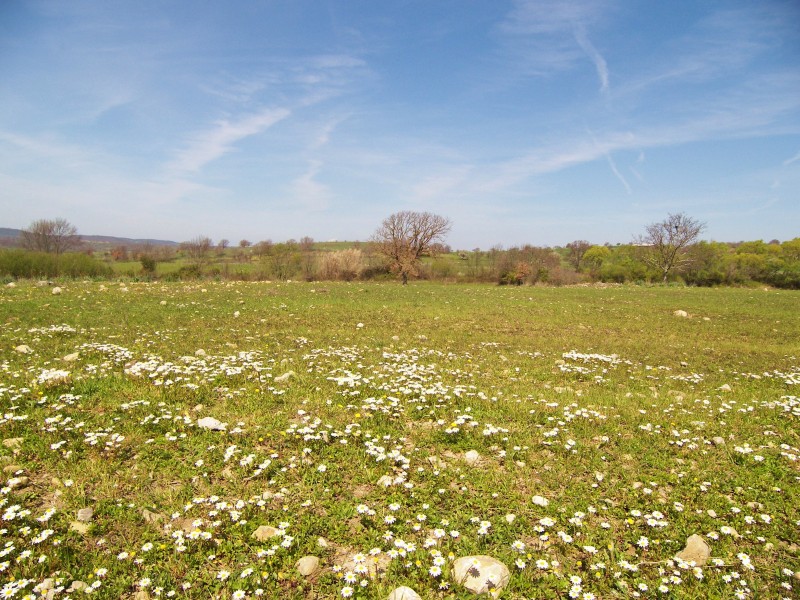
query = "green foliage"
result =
(140, 255, 157, 276)
(0, 249, 111, 278)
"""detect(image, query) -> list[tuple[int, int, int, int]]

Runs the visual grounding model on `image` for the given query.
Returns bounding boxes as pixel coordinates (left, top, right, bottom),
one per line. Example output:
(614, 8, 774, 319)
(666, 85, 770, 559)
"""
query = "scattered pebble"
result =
(452, 555, 510, 595)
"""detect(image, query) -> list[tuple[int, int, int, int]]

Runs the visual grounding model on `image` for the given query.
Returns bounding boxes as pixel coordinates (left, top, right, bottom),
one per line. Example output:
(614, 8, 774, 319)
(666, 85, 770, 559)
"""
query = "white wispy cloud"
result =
(573, 26, 609, 93)
(289, 160, 330, 212)
(783, 151, 800, 166)
(169, 108, 291, 173)
(496, 0, 612, 77)
(603, 151, 631, 193)
(410, 166, 473, 203)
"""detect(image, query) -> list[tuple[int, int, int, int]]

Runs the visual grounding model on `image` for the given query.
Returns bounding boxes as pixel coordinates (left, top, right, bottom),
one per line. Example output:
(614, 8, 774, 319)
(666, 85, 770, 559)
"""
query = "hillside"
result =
(0, 227, 178, 247)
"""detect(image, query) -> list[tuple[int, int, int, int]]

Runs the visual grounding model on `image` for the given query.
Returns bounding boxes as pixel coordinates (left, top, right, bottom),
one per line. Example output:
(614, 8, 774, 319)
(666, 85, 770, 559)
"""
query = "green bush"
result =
(0, 249, 112, 279)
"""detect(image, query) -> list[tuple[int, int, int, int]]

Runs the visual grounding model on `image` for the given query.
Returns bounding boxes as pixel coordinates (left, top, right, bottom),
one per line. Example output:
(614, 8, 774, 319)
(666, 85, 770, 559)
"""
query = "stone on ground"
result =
(452, 555, 510, 595)
(295, 555, 321, 576)
(675, 534, 711, 566)
(463, 450, 481, 466)
(252, 525, 282, 541)
(387, 586, 422, 600)
(197, 416, 226, 431)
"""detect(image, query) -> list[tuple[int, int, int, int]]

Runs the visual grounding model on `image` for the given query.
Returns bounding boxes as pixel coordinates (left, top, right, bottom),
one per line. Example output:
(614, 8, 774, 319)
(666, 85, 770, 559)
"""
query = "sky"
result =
(1, 0, 799, 249)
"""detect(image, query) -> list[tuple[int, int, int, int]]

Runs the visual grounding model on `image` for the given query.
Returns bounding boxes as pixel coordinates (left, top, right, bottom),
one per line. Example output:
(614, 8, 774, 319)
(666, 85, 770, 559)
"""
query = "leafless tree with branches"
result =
(372, 211, 451, 284)
(20, 218, 81, 254)
(637, 213, 705, 282)
(181, 235, 213, 267)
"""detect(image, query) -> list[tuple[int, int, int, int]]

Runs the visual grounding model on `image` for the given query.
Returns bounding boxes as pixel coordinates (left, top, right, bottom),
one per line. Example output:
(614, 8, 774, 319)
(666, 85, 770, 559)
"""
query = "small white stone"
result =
(63, 352, 79, 362)
(675, 534, 711, 566)
(252, 525, 282, 541)
(51, 287, 62, 295)
(76, 508, 93, 522)
(673, 309, 688, 317)
(67, 581, 88, 593)
(463, 450, 481, 466)
(532, 495, 549, 507)
(295, 555, 320, 576)
(197, 417, 226, 431)
(387, 586, 422, 600)
(274, 371, 295, 383)
(452, 555, 510, 595)
(15, 345, 33, 354)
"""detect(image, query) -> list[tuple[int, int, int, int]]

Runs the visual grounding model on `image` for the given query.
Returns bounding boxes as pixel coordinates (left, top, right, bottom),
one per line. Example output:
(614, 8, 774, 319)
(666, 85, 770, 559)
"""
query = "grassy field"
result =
(0, 281, 798, 599)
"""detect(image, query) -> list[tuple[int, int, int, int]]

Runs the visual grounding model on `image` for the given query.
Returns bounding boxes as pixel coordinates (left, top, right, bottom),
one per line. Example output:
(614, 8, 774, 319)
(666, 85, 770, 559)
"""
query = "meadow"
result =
(0, 281, 798, 599)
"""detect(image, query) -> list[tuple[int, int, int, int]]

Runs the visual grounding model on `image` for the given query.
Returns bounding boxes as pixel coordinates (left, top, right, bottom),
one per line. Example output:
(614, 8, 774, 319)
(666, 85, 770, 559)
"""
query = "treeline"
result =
(1, 238, 799, 289)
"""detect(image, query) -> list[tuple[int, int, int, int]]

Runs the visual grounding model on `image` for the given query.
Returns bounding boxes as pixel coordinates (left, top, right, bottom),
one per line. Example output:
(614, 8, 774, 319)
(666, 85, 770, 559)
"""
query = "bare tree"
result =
(239, 239, 251, 248)
(372, 211, 451, 284)
(20, 218, 81, 254)
(566, 240, 592, 270)
(299, 236, 315, 252)
(181, 235, 213, 267)
(637, 213, 706, 282)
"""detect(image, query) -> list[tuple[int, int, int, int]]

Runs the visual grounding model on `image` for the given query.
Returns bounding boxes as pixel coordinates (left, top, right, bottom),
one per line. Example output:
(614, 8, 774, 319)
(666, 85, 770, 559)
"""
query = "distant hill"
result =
(0, 227, 178, 247)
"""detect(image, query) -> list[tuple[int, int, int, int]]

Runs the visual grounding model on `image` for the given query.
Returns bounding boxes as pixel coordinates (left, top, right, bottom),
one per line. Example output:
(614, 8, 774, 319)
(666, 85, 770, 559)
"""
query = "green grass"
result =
(0, 281, 798, 599)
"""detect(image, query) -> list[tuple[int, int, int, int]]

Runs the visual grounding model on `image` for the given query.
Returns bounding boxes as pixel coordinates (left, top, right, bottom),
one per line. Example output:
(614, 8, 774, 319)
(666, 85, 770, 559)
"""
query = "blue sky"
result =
(1, 0, 798, 249)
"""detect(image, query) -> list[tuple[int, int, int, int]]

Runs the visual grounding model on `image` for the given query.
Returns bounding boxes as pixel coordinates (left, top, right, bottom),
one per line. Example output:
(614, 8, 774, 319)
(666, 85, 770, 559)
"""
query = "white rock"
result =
(197, 417, 226, 431)
(718, 384, 732, 392)
(195, 349, 206, 356)
(76, 508, 93, 522)
(252, 525, 282, 541)
(316, 537, 329, 549)
(62, 352, 79, 362)
(274, 371, 295, 383)
(67, 581, 87, 592)
(51, 287, 62, 295)
(452, 555, 510, 595)
(356, 322, 364, 328)
(673, 310, 688, 317)
(2, 438, 23, 450)
(532, 495, 549, 507)
(15, 345, 33, 354)
(377, 475, 394, 487)
(675, 534, 711, 566)
(295, 555, 320, 576)
(387, 586, 422, 600)
(463, 450, 481, 466)
(711, 436, 726, 446)
(5, 282, 15, 288)
(69, 521, 90, 534)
